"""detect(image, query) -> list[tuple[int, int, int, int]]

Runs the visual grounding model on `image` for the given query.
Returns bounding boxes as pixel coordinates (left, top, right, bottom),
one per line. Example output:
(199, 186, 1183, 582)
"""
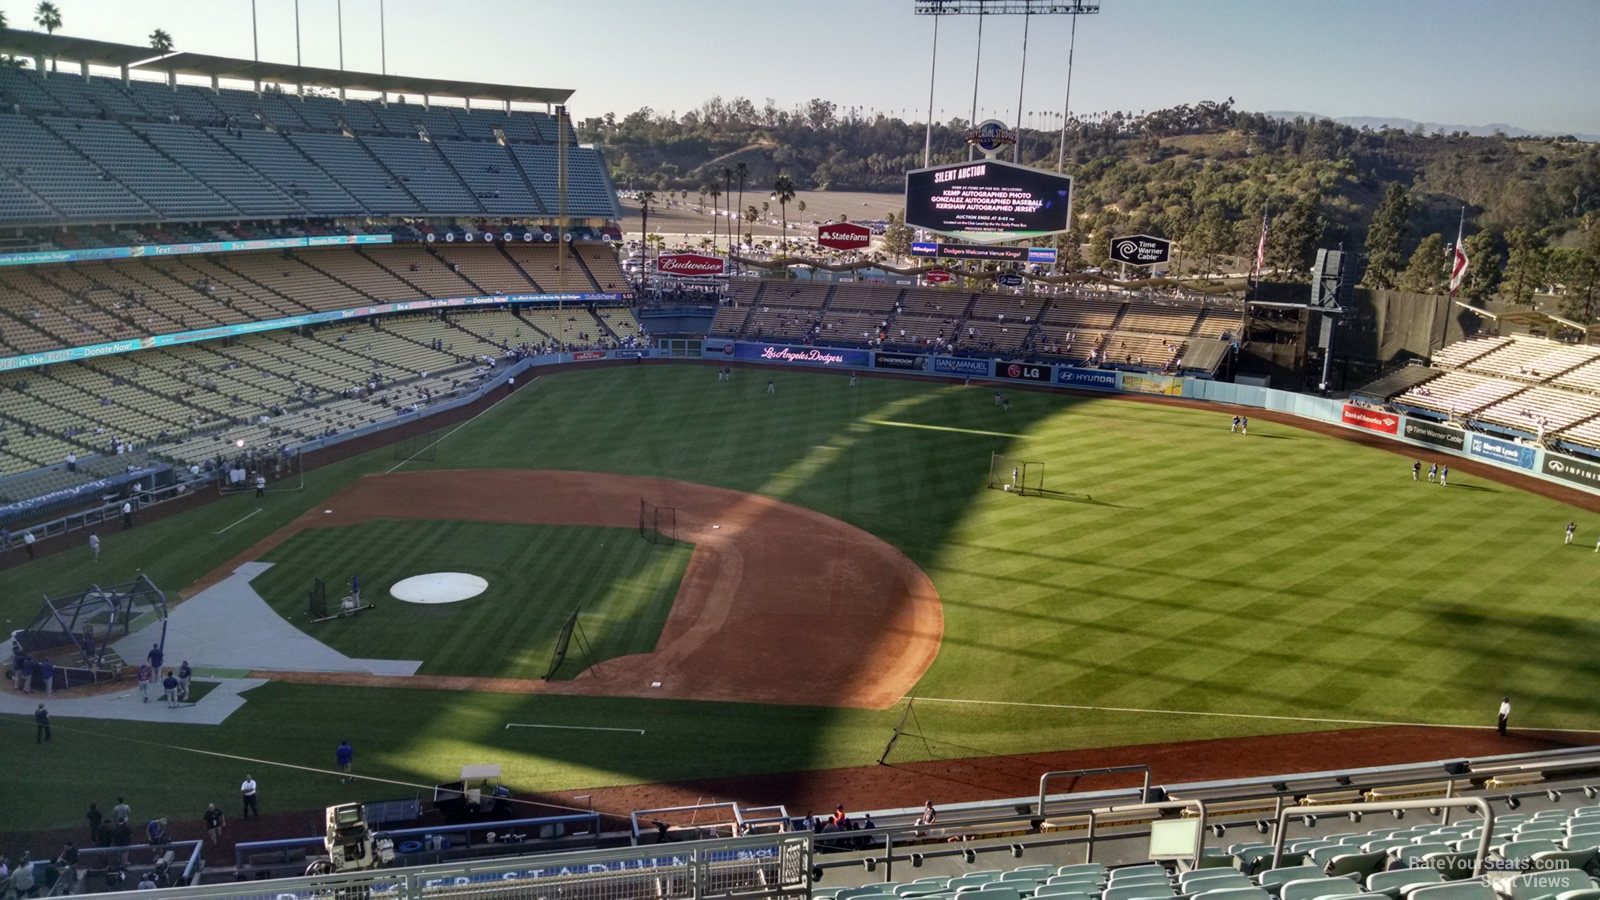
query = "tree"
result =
(1267, 191, 1325, 280)
(1192, 205, 1231, 277)
(1399, 233, 1447, 294)
(708, 185, 722, 252)
(733, 162, 748, 252)
(1566, 221, 1600, 322)
(1499, 226, 1548, 305)
(881, 211, 912, 260)
(638, 190, 656, 266)
(148, 28, 174, 53)
(797, 199, 807, 220)
(721, 166, 734, 255)
(1363, 182, 1411, 288)
(772, 174, 796, 254)
(34, 1, 61, 71)
(1458, 230, 1501, 302)
(744, 205, 759, 248)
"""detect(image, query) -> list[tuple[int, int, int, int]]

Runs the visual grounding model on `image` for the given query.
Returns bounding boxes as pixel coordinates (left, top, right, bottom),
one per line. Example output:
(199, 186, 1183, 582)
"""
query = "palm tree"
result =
(638, 191, 656, 269)
(148, 29, 174, 53)
(733, 163, 748, 252)
(772, 175, 796, 255)
(745, 206, 758, 248)
(708, 185, 723, 252)
(721, 167, 734, 254)
(34, 1, 61, 71)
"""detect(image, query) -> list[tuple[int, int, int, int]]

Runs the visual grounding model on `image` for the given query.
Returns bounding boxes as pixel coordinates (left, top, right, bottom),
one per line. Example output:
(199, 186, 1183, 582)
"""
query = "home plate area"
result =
(390, 572, 489, 605)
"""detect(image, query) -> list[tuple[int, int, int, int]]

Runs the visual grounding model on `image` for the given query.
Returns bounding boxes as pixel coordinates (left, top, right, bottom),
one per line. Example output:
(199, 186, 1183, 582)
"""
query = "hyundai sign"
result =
(904, 159, 1073, 245)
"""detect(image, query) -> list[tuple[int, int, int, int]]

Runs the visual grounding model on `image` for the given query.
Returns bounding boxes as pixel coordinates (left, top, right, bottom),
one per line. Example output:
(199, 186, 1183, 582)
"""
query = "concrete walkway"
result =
(0, 676, 267, 725)
(115, 562, 421, 678)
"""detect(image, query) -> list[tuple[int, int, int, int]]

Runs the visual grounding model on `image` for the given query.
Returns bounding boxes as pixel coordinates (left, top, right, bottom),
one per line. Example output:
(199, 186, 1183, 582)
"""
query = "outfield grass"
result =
(250, 522, 693, 678)
(4, 364, 1599, 835)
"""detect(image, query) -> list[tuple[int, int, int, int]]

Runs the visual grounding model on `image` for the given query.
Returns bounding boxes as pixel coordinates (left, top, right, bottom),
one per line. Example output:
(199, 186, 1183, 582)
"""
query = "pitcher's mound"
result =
(391, 573, 488, 605)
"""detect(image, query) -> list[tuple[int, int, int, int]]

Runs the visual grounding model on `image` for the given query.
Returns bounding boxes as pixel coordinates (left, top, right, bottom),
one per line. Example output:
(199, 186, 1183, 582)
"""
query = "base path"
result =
(211, 470, 943, 710)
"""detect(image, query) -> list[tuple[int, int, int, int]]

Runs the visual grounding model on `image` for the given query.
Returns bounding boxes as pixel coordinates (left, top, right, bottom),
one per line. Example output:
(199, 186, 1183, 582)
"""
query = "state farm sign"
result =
(817, 222, 872, 251)
(1341, 404, 1399, 435)
(656, 253, 726, 277)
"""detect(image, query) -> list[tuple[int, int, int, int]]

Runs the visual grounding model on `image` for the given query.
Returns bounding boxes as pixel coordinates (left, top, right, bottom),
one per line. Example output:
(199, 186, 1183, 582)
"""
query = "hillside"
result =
(579, 98, 1600, 314)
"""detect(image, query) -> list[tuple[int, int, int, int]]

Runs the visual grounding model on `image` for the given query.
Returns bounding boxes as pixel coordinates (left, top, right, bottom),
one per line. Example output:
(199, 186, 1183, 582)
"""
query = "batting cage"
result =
(639, 498, 678, 545)
(987, 452, 1045, 496)
(10, 576, 167, 689)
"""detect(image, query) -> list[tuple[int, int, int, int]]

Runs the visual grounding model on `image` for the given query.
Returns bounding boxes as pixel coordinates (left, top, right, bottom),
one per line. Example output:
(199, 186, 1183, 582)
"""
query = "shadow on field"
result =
(1025, 488, 1136, 508)
(1443, 483, 1498, 493)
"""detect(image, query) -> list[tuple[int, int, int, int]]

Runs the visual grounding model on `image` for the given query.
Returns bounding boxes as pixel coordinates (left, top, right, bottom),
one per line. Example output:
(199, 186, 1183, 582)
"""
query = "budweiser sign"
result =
(656, 253, 726, 277)
(760, 347, 847, 365)
(817, 222, 872, 251)
(1341, 404, 1399, 435)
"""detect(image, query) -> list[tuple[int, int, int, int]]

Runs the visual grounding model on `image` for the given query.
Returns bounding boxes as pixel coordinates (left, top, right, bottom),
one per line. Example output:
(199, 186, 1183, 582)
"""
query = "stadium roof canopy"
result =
(0, 30, 574, 105)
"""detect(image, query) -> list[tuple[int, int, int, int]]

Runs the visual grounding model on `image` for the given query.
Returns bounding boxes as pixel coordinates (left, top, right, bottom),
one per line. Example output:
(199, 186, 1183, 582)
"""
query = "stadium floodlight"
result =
(912, 0, 1100, 169)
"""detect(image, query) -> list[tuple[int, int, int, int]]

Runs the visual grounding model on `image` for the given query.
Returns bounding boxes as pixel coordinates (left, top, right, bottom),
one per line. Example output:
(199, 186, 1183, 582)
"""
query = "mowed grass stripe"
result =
(251, 521, 691, 679)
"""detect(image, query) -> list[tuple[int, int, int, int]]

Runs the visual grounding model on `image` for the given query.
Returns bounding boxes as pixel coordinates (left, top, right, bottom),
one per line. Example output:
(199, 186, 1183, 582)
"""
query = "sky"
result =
(2, 0, 1597, 135)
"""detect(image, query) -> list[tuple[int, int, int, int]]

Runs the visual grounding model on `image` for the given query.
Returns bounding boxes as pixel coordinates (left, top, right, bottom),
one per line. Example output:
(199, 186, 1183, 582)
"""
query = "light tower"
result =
(914, 1, 1100, 170)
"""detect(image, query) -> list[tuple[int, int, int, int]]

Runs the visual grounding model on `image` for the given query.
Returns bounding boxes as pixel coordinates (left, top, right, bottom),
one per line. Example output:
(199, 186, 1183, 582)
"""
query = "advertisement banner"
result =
(1120, 373, 1183, 396)
(1401, 417, 1464, 450)
(817, 223, 872, 251)
(995, 361, 1053, 383)
(733, 343, 870, 368)
(1467, 433, 1536, 470)
(1055, 366, 1119, 391)
(910, 241, 1055, 264)
(904, 159, 1073, 244)
(1109, 234, 1172, 266)
(874, 351, 924, 371)
(571, 350, 607, 362)
(657, 253, 727, 277)
(0, 233, 393, 268)
(1341, 404, 1400, 435)
(1542, 453, 1600, 489)
(932, 356, 992, 377)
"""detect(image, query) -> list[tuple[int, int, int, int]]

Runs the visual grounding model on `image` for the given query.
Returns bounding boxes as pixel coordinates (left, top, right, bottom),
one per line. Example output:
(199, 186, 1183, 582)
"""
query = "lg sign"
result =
(998, 362, 1052, 383)
(656, 253, 726, 277)
(817, 223, 871, 251)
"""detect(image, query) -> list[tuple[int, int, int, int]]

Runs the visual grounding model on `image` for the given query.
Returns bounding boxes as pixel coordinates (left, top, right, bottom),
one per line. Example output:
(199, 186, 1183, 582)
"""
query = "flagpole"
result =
(1449, 206, 1465, 299)
(1250, 204, 1268, 303)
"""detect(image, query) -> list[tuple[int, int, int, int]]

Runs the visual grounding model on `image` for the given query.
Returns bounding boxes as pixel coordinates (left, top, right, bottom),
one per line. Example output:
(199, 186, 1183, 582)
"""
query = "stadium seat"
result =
(1536, 849, 1598, 871)
(1181, 871, 1251, 890)
(1280, 879, 1364, 900)
(1405, 883, 1495, 900)
(1031, 887, 1094, 900)
(1324, 853, 1388, 881)
(1058, 866, 1109, 879)
(1554, 892, 1600, 900)
(1398, 845, 1453, 865)
(1103, 884, 1177, 900)
(1193, 889, 1271, 900)
(1047, 875, 1105, 888)
(1110, 867, 1170, 883)
(1364, 870, 1444, 897)
(958, 887, 1022, 900)
(1419, 851, 1477, 880)
(950, 874, 1004, 891)
(1259, 867, 1327, 893)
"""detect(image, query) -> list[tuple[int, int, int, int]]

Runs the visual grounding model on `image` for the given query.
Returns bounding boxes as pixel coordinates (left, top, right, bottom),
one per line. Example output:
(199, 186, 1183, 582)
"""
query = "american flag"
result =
(1252, 210, 1269, 278)
(1449, 217, 1470, 295)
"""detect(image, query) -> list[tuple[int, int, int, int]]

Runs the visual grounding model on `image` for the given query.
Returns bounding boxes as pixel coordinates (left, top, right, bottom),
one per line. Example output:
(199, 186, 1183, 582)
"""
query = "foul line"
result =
(385, 374, 538, 474)
(506, 723, 645, 735)
(866, 419, 1022, 439)
(213, 508, 262, 535)
(907, 696, 1600, 735)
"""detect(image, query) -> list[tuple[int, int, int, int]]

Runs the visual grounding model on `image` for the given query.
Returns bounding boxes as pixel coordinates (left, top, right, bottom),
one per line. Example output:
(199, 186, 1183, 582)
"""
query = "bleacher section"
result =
(0, 69, 619, 226)
(1356, 334, 1600, 453)
(0, 304, 639, 478)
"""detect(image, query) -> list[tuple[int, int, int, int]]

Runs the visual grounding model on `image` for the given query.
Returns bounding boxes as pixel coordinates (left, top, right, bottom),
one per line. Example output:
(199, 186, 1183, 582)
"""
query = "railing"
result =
(144, 832, 813, 900)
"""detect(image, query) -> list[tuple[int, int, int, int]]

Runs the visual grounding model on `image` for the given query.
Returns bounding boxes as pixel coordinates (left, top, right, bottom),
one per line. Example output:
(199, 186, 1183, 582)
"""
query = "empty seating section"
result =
(709, 305, 749, 336)
(577, 246, 629, 291)
(1476, 387, 1600, 434)
(1430, 337, 1511, 370)
(285, 132, 422, 215)
(434, 140, 544, 215)
(830, 285, 902, 314)
(502, 244, 599, 292)
(433, 247, 539, 295)
(1463, 338, 1599, 382)
(130, 121, 300, 217)
(1194, 307, 1244, 339)
(298, 250, 427, 303)
(44, 117, 235, 219)
(746, 283, 833, 341)
(362, 248, 478, 298)
(362, 136, 478, 210)
(1396, 371, 1524, 417)
(207, 127, 364, 216)
(1552, 360, 1600, 395)
(509, 145, 618, 216)
(0, 114, 154, 221)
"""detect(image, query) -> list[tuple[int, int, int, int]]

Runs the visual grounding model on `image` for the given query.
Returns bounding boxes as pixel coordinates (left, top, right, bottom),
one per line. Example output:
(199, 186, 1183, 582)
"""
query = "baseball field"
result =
(3, 363, 1599, 837)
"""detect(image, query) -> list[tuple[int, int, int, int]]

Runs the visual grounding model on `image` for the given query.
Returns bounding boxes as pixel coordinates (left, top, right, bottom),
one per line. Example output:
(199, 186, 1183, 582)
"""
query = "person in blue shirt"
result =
(336, 740, 354, 783)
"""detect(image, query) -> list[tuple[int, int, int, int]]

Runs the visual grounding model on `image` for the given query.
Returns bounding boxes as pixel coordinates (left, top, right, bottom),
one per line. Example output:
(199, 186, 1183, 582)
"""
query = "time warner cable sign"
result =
(904, 160, 1073, 245)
